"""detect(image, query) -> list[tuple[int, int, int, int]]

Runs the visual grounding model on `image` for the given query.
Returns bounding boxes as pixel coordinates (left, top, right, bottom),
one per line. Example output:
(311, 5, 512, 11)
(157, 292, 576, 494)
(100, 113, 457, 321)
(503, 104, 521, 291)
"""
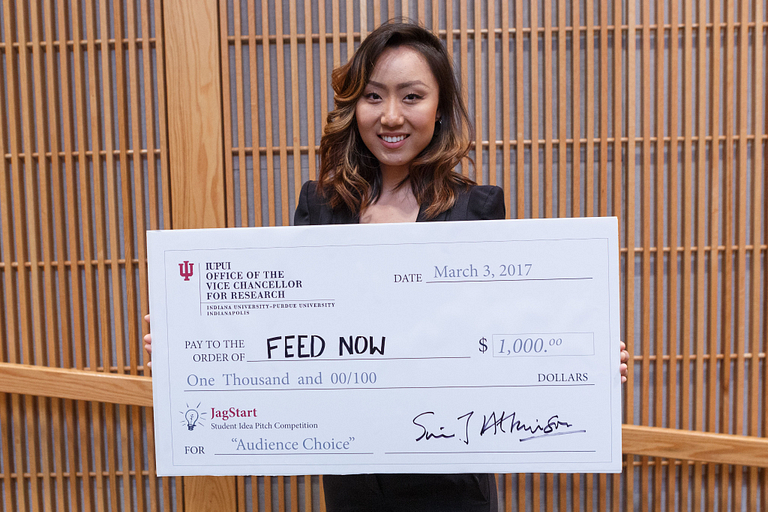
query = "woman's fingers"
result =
(619, 341, 629, 382)
(143, 314, 152, 367)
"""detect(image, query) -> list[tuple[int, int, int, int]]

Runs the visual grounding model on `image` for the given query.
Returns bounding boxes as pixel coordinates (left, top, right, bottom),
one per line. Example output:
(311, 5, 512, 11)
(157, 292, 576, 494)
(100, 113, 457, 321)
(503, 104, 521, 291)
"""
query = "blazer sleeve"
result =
(466, 185, 505, 220)
(294, 181, 315, 226)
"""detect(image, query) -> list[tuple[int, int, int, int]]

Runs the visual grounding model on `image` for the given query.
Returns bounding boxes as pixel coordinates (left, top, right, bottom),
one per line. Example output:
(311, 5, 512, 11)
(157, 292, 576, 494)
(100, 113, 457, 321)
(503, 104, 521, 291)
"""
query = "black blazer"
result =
(293, 180, 504, 511)
(294, 180, 506, 225)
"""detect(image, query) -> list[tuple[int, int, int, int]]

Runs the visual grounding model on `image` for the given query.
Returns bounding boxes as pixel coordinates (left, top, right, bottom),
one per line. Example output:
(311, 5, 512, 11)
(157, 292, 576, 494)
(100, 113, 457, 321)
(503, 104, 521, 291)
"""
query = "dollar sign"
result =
(478, 337, 488, 353)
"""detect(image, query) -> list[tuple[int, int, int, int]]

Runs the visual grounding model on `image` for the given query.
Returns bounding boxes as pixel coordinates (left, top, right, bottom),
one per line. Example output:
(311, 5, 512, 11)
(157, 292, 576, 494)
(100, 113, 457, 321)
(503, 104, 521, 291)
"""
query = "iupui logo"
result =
(179, 261, 194, 281)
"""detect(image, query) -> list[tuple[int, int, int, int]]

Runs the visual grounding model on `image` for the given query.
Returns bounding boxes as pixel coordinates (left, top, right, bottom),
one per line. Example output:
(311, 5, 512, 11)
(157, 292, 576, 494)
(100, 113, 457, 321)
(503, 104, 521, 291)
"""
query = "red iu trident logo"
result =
(179, 261, 194, 281)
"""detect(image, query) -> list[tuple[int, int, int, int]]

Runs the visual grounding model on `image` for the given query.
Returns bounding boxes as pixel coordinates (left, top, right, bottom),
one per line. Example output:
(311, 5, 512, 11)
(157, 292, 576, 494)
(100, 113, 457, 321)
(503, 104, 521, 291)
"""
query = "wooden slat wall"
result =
(218, 0, 767, 511)
(0, 0, 176, 511)
(0, 0, 766, 511)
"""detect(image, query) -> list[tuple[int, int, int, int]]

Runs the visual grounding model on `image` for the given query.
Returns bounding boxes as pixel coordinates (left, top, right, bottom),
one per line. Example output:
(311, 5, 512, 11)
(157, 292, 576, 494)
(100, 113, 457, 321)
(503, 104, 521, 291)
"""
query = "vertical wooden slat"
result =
(430, 0, 438, 34)
(514, 0, 524, 220)
(585, 0, 594, 219)
(148, 0, 171, 232)
(530, 0, 539, 219)
(572, 0, 581, 218)
(557, 0, 567, 218)
(502, 473, 511, 512)
(260, 0, 277, 226)
(707, 4, 722, 511)
(304, 0, 317, 184)
(584, 2, 597, 504)
(278, 475, 286, 512)
(264, 475, 273, 512)
(610, 2, 624, 507)
(360, 0, 368, 40)
(236, 475, 245, 510)
(345, 0, 355, 62)
(29, 2, 58, 508)
(487, 0, 496, 187)
(109, 4, 135, 510)
(625, 0, 638, 508)
(763, 15, 768, 508)
(220, 0, 237, 227)
(124, 4, 148, 509)
(147, 0, 170, 506)
(233, 0, 247, 227)
(598, 0, 608, 219)
(680, 0, 694, 507)
(248, 4, 263, 226)
(332, 0, 341, 68)
(164, 2, 232, 509)
(274, 0, 290, 226)
(459, 0, 469, 176)
(290, 2, 303, 208)
(0, 3, 21, 510)
(318, 0, 329, 152)
(41, 1, 70, 509)
(732, 1, 750, 509)
(748, 2, 765, 510)
(500, 0, 510, 216)
(473, 0, 482, 183)
(85, 3, 112, 509)
(372, 0, 380, 34)
(612, 0, 622, 229)
(65, 2, 95, 510)
(721, 1, 735, 506)
(666, 1, 680, 508)
(640, 0, 653, 509)
(303, 475, 312, 511)
(543, 0, 552, 218)
(693, 2, 709, 507)
(14, 1, 46, 510)
(558, 7, 568, 504)
(654, 2, 668, 510)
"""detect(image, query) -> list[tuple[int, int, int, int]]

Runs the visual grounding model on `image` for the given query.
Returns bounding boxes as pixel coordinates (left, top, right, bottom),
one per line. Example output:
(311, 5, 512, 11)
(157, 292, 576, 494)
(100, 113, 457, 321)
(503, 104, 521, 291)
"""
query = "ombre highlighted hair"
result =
(317, 20, 474, 219)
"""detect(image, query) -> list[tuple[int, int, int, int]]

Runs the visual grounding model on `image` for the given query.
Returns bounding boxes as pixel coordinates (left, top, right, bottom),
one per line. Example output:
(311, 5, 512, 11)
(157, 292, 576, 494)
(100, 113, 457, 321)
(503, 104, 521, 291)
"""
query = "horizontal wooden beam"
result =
(0, 362, 153, 407)
(2, 363, 767, 468)
(622, 424, 768, 468)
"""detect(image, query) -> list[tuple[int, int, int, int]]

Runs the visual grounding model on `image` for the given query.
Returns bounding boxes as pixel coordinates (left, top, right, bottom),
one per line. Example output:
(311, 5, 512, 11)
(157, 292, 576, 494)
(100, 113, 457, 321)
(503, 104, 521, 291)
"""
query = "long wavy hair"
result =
(318, 20, 474, 219)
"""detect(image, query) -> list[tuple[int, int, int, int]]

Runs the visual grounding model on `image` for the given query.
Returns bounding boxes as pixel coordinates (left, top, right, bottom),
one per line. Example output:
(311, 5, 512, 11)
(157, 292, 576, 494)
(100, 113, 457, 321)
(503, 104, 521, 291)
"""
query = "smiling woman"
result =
(295, 19, 505, 512)
(311, 21, 478, 225)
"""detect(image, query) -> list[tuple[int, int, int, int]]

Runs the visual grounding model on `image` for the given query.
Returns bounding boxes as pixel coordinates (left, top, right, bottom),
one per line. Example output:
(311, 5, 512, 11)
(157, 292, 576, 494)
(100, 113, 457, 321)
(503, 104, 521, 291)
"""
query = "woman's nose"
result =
(380, 100, 404, 126)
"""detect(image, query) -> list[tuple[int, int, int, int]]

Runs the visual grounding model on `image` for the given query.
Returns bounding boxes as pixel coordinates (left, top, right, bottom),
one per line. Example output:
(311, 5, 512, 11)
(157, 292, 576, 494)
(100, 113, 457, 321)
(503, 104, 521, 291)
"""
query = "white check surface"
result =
(148, 218, 622, 476)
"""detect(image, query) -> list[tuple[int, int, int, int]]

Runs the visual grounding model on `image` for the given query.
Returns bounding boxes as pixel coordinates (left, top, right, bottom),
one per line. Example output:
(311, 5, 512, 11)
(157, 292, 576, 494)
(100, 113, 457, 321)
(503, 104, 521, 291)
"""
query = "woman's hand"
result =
(620, 341, 629, 383)
(143, 314, 152, 368)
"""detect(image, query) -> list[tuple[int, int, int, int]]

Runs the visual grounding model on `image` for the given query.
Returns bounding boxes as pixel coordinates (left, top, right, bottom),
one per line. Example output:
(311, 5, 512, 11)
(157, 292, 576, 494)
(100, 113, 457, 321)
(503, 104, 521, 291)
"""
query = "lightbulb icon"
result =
(184, 409, 199, 430)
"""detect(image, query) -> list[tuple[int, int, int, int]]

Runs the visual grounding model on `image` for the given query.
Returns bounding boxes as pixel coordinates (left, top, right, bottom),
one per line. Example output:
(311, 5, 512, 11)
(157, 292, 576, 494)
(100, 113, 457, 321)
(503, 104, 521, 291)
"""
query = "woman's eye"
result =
(404, 93, 422, 101)
(364, 92, 381, 100)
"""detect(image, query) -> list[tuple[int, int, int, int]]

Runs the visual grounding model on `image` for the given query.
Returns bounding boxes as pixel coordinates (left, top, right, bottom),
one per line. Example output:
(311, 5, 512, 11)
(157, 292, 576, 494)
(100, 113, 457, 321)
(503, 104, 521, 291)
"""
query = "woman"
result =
(146, 20, 629, 511)
(296, 23, 504, 510)
(295, 21, 502, 228)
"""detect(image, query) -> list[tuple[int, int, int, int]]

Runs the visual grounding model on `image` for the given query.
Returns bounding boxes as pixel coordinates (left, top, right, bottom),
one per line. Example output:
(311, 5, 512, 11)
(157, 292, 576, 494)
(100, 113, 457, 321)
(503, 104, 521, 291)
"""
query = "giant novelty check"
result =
(148, 218, 622, 476)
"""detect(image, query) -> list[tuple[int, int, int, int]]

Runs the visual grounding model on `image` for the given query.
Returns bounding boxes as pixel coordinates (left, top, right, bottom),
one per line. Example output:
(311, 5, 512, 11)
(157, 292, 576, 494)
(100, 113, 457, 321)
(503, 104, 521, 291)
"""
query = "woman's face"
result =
(355, 46, 440, 178)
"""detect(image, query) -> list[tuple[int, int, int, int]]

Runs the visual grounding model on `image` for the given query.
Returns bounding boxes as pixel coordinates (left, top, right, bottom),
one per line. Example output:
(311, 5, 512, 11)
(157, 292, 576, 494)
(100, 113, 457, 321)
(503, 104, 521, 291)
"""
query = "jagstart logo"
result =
(180, 402, 206, 431)
(211, 405, 258, 421)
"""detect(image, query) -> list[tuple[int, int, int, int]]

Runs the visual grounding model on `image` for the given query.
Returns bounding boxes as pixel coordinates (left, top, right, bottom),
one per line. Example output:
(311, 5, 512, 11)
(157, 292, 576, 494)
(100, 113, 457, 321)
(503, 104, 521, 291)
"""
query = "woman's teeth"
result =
(382, 135, 407, 143)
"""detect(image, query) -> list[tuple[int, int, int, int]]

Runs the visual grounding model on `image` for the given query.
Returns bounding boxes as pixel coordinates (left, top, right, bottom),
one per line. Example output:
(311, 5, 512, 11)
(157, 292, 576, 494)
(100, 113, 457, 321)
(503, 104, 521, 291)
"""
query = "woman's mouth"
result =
(380, 134, 408, 143)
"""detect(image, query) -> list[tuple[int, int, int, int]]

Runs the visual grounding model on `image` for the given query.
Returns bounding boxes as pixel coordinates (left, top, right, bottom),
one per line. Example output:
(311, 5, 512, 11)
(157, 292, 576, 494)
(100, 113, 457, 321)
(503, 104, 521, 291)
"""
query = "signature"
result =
(413, 411, 473, 445)
(412, 410, 583, 444)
